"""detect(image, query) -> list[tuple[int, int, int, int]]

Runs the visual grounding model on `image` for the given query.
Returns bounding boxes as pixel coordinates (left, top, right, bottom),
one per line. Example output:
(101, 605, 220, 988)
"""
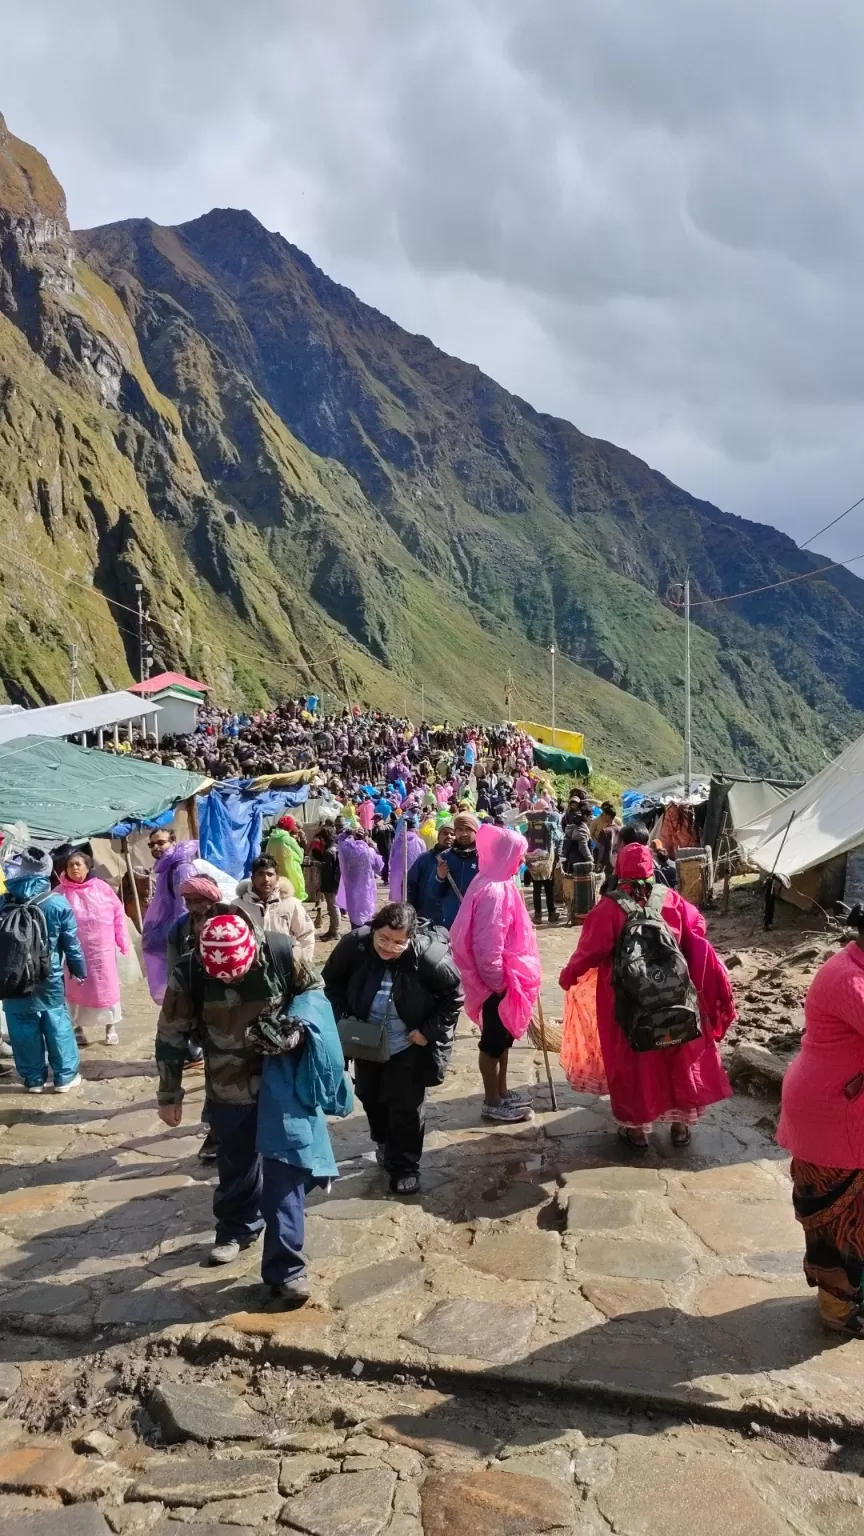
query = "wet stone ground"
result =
(0, 913, 863, 1532)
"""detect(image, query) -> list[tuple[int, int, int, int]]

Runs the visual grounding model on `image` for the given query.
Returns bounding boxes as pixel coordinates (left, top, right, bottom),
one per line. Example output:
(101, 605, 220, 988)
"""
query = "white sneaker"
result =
(26, 1084, 44, 1095)
(0, 1041, 13, 1059)
(209, 1239, 241, 1265)
(54, 1073, 82, 1094)
(481, 1099, 535, 1123)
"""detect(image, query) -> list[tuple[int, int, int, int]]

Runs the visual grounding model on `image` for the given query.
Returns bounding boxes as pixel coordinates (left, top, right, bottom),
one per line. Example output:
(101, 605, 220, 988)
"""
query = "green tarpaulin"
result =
(533, 743, 593, 777)
(0, 736, 208, 844)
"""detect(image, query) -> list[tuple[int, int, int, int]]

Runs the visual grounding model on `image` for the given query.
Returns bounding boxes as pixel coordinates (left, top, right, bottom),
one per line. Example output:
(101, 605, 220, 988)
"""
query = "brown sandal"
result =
(617, 1126, 649, 1155)
(670, 1123, 692, 1147)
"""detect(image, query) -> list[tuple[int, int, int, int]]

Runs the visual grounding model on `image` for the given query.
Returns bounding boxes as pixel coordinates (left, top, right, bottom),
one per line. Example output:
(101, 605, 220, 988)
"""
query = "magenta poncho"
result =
(450, 822, 541, 1042)
(57, 875, 129, 1010)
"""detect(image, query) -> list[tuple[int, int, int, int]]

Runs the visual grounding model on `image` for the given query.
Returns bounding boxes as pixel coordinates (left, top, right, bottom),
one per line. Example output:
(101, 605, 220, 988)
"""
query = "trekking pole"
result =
(536, 998, 558, 1112)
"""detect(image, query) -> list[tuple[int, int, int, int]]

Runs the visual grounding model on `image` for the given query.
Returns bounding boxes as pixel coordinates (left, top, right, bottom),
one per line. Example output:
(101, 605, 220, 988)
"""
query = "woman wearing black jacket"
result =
(322, 902, 463, 1195)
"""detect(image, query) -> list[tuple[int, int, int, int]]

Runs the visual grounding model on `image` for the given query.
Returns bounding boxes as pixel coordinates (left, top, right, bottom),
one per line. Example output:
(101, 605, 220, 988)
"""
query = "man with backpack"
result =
(0, 846, 86, 1093)
(558, 841, 736, 1152)
(155, 906, 322, 1303)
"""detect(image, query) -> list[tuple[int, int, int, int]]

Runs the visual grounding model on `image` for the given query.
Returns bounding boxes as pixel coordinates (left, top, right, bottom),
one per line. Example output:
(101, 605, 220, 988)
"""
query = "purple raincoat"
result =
(388, 823, 426, 903)
(141, 839, 198, 1003)
(337, 833, 383, 927)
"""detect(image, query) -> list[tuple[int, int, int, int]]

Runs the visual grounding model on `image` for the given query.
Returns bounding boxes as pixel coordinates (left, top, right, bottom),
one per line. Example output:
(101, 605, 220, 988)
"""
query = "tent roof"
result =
(0, 736, 207, 844)
(128, 672, 207, 697)
(0, 691, 160, 746)
(738, 732, 864, 879)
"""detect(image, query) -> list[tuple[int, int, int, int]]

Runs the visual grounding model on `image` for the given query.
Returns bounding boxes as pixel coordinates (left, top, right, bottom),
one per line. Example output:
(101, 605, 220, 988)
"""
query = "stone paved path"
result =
(0, 923, 860, 1437)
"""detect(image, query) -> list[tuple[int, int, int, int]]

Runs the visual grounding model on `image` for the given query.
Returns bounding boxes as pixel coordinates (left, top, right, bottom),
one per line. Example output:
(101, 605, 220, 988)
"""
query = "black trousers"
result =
(533, 878, 557, 919)
(355, 1046, 427, 1180)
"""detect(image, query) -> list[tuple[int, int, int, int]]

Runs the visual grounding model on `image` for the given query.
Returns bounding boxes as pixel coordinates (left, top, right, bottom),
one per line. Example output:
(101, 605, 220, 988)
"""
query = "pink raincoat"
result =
(559, 889, 735, 1127)
(450, 822, 541, 1042)
(57, 875, 129, 1011)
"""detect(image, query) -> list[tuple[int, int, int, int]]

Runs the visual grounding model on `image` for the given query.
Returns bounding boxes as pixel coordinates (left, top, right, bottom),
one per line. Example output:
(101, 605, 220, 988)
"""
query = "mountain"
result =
(0, 111, 862, 779)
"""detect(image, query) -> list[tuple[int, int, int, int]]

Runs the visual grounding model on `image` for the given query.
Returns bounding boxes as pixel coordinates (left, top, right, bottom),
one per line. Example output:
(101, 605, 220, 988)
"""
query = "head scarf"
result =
(199, 913, 257, 981)
(616, 844, 655, 882)
(179, 875, 222, 904)
(277, 815, 298, 832)
(453, 811, 480, 833)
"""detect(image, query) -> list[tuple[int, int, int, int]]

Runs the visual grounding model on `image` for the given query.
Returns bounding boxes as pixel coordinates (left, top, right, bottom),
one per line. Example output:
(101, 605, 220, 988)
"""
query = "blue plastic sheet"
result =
(197, 780, 310, 879)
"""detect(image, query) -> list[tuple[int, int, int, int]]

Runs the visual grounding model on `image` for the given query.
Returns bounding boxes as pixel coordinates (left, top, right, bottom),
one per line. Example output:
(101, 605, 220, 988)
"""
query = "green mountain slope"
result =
(1, 109, 862, 779)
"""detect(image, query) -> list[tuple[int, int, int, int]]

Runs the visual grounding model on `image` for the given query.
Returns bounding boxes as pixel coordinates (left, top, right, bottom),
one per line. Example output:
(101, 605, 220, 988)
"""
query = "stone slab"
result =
(131, 1457, 279, 1507)
(595, 1439, 793, 1536)
(0, 1510, 110, 1536)
(278, 1457, 334, 1495)
(149, 1382, 262, 1444)
(679, 1164, 784, 1196)
(152, 1524, 253, 1536)
(328, 1258, 422, 1311)
(673, 1196, 799, 1256)
(580, 1277, 670, 1320)
(576, 1237, 693, 1282)
(421, 1469, 573, 1536)
(3, 1285, 92, 1318)
(279, 1467, 395, 1535)
(465, 1229, 562, 1283)
(306, 1200, 394, 1222)
(563, 1193, 638, 1232)
(190, 1495, 283, 1526)
(80, 1174, 194, 1203)
(401, 1298, 535, 1363)
(96, 1291, 197, 1327)
(560, 1165, 663, 1193)
(0, 1448, 82, 1496)
(371, 1417, 496, 1461)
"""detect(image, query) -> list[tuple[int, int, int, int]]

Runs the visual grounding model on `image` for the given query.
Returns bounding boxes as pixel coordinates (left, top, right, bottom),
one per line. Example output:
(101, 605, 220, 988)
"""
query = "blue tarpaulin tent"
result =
(197, 780, 310, 879)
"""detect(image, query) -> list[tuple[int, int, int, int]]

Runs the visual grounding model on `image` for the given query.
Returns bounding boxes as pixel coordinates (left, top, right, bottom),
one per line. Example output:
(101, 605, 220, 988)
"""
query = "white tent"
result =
(0, 691, 161, 746)
(737, 732, 864, 881)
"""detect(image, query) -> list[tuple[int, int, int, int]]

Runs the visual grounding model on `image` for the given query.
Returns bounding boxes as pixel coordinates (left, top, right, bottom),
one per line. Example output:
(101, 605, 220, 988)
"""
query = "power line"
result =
(670, 549, 864, 611)
(799, 491, 864, 552)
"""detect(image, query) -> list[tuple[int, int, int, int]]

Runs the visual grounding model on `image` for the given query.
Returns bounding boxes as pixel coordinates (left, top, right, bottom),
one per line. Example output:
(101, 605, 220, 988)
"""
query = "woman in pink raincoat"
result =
(559, 842, 735, 1151)
(450, 822, 541, 1125)
(58, 851, 130, 1046)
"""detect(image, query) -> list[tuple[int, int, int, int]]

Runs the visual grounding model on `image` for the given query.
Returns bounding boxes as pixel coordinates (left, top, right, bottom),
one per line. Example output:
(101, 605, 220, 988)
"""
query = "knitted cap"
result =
(199, 913, 257, 981)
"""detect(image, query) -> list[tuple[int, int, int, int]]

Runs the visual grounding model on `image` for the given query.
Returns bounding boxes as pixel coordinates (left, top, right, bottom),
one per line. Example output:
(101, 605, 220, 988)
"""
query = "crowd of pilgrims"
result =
(3, 698, 858, 1335)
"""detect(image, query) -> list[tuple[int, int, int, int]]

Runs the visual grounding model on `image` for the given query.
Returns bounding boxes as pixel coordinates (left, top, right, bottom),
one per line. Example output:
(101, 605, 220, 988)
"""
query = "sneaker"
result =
(105, 1027, 120, 1047)
(0, 1040, 13, 1059)
(209, 1239, 241, 1265)
(26, 1084, 45, 1095)
(503, 1087, 531, 1103)
(270, 1277, 310, 1307)
(54, 1073, 82, 1094)
(481, 1099, 535, 1123)
(197, 1132, 219, 1163)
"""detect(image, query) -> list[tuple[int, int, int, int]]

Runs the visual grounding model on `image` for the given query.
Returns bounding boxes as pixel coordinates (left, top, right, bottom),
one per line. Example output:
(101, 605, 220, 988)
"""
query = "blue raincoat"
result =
(1, 874, 86, 1089)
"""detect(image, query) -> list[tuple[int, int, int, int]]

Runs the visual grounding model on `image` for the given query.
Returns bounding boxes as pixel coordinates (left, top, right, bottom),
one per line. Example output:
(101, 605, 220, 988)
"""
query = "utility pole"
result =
(135, 582, 144, 683)
(550, 645, 556, 745)
(504, 669, 513, 720)
(421, 683, 425, 721)
(68, 643, 79, 701)
(683, 575, 692, 797)
(143, 611, 154, 682)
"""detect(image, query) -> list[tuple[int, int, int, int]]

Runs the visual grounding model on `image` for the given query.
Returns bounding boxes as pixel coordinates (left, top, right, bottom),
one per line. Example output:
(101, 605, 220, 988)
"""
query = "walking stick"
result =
(536, 997, 558, 1112)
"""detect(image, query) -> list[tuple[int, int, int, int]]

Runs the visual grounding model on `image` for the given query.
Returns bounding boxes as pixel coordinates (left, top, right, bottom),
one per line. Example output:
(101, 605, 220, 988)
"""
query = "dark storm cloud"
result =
(3, 0, 864, 555)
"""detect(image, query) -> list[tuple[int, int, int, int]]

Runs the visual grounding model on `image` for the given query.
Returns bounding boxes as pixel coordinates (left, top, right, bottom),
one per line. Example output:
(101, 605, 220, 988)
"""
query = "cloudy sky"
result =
(3, 0, 864, 561)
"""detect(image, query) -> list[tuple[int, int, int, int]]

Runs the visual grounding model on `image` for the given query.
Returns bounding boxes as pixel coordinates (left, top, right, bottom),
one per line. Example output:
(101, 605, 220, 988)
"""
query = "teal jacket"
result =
(1, 874, 86, 984)
(256, 987, 353, 1180)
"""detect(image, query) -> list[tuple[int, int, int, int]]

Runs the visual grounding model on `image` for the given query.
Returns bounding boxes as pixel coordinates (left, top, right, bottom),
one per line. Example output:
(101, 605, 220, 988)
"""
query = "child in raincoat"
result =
(450, 823, 541, 1124)
(265, 817, 307, 901)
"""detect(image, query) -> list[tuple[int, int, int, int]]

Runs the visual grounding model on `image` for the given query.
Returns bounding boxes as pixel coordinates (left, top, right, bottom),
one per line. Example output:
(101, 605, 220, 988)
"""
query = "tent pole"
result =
(187, 796, 199, 841)
(124, 836, 144, 935)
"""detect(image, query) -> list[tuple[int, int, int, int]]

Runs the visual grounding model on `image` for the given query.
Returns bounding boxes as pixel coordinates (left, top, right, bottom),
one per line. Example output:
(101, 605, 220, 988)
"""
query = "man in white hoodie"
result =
(237, 857, 316, 964)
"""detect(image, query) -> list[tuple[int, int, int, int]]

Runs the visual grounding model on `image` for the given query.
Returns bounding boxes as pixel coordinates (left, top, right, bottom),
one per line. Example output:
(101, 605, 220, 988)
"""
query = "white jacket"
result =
(236, 878, 316, 964)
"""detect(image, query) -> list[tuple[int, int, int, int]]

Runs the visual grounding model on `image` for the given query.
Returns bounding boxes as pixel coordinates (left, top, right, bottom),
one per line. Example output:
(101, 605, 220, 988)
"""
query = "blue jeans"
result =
(206, 1100, 306, 1286)
(5, 980, 80, 1088)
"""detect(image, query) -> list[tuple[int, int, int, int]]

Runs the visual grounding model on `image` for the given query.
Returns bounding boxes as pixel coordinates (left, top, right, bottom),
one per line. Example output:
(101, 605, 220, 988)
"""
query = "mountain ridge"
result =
(0, 110, 861, 778)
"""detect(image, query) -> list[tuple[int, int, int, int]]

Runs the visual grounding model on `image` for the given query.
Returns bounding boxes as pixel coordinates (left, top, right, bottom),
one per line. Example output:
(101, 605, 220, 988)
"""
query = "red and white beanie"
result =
(199, 913, 257, 981)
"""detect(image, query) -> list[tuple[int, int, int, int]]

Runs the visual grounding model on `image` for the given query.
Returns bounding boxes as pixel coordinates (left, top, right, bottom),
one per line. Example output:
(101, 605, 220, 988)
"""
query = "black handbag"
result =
(337, 995, 392, 1063)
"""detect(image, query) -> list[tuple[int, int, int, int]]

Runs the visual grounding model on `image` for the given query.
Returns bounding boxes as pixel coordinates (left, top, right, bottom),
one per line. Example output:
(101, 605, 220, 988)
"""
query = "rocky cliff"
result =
(0, 111, 861, 777)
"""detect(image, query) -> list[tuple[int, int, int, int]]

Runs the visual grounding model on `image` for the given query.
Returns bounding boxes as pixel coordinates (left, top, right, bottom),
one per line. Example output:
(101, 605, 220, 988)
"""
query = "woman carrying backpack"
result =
(558, 842, 735, 1151)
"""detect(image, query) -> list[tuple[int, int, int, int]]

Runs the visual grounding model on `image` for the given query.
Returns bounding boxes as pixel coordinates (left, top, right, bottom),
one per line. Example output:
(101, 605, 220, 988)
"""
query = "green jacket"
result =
(155, 910, 319, 1107)
(265, 828, 307, 901)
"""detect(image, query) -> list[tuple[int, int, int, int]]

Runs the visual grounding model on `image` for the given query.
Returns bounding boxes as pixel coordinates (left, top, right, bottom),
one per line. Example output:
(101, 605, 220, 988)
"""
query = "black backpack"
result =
(609, 888, 700, 1052)
(0, 895, 51, 999)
